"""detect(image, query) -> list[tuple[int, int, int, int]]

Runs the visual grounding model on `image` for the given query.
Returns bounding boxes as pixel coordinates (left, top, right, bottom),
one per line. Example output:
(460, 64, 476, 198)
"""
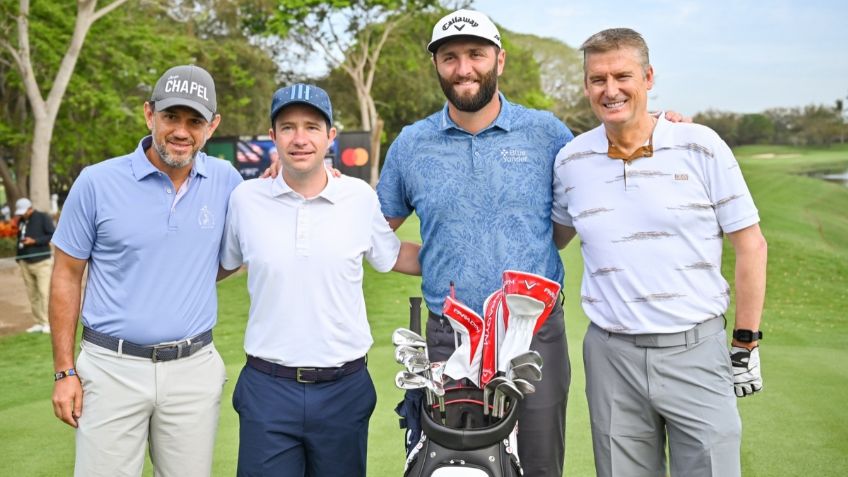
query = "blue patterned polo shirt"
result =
(378, 94, 574, 314)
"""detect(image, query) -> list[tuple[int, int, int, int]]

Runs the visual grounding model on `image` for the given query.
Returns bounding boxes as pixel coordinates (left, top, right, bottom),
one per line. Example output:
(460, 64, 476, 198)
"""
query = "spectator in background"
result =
(14, 197, 55, 334)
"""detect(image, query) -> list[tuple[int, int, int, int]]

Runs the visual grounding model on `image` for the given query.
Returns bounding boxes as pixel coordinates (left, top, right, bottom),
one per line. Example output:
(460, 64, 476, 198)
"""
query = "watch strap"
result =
(732, 329, 763, 343)
(54, 368, 77, 382)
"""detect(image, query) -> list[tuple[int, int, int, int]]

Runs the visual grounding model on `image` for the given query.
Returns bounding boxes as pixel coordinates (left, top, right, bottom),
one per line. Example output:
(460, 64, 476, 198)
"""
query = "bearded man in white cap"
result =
(377, 9, 574, 475)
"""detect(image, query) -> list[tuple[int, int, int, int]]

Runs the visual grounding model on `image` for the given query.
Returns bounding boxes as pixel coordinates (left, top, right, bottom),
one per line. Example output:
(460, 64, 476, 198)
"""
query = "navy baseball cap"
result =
(150, 65, 217, 122)
(269, 83, 333, 127)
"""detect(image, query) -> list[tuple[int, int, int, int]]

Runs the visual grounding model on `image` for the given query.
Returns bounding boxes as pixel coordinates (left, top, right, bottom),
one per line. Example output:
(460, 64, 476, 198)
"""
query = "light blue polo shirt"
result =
(377, 94, 574, 315)
(53, 136, 243, 345)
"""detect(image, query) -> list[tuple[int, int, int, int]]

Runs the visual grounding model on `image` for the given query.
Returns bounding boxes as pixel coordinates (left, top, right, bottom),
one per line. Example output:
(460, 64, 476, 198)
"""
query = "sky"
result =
(473, 0, 848, 116)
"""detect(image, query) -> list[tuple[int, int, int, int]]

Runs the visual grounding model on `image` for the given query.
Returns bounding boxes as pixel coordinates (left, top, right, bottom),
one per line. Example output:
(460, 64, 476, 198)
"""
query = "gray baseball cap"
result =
(150, 65, 217, 122)
(269, 83, 333, 127)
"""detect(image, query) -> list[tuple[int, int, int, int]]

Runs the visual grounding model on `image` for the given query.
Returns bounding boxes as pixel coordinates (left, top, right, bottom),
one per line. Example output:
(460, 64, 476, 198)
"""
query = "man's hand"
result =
(52, 375, 83, 427)
(731, 346, 763, 397)
(659, 110, 692, 123)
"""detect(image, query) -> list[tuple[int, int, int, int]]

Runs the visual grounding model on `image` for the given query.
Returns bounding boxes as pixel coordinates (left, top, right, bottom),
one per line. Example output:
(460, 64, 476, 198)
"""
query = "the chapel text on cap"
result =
(164, 75, 209, 101)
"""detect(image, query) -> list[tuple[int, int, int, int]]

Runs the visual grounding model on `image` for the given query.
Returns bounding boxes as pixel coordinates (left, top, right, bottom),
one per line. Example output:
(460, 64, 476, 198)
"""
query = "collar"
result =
(270, 167, 340, 204)
(586, 113, 672, 160)
(438, 92, 512, 133)
(607, 136, 653, 162)
(131, 136, 207, 181)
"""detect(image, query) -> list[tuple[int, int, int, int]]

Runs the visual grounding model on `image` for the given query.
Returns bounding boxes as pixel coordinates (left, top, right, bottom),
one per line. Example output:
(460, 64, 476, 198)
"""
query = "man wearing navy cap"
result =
(220, 83, 421, 476)
(49, 64, 243, 476)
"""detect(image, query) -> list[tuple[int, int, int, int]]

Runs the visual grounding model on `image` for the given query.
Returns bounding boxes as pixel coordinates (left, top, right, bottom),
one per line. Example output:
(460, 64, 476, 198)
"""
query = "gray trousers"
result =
(427, 303, 570, 477)
(584, 318, 741, 477)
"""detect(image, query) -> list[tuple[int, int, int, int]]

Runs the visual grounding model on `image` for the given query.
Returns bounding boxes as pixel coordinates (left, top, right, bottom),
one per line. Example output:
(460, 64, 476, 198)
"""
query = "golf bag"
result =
(402, 386, 523, 477)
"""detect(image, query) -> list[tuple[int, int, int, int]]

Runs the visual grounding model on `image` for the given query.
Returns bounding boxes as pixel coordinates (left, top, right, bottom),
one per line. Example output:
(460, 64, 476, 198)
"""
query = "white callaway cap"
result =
(428, 9, 502, 54)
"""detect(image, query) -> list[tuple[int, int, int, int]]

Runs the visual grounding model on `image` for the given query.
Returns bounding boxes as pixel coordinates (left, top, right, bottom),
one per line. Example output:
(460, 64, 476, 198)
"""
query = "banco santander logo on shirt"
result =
(500, 148, 528, 163)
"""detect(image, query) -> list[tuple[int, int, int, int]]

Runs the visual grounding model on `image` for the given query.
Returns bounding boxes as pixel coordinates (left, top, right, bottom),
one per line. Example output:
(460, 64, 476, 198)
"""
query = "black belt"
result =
(246, 355, 366, 383)
(82, 327, 213, 362)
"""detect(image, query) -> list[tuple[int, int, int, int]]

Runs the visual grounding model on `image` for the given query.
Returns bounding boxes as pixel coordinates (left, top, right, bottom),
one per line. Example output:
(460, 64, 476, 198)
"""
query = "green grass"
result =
(1, 144, 846, 476)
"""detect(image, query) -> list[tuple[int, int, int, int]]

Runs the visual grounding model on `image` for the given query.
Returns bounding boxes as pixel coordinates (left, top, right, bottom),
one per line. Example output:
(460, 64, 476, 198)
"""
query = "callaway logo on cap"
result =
(428, 9, 502, 53)
(150, 65, 217, 122)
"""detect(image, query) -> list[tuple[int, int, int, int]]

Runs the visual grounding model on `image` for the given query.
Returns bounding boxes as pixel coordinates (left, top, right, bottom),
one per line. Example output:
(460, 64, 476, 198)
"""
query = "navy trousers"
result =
(233, 363, 377, 476)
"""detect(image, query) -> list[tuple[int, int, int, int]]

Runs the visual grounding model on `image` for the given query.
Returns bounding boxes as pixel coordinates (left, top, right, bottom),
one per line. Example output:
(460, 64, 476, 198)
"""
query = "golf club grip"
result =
(409, 297, 422, 335)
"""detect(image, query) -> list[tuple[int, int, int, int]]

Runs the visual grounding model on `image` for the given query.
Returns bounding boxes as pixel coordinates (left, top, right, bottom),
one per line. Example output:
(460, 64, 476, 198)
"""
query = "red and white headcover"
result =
(502, 270, 560, 334)
(442, 295, 485, 386)
(498, 270, 561, 371)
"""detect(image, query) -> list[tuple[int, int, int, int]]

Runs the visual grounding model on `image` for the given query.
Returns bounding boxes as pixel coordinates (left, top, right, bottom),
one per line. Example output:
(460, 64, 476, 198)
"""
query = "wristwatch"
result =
(732, 329, 763, 343)
(54, 368, 77, 381)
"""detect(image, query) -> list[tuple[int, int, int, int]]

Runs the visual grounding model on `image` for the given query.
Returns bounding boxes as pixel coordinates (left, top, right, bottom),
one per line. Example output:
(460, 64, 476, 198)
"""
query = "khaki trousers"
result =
(74, 340, 227, 476)
(18, 258, 53, 326)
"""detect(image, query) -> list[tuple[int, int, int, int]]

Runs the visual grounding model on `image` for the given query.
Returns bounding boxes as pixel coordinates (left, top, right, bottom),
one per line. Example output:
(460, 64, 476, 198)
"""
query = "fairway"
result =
(1, 145, 846, 476)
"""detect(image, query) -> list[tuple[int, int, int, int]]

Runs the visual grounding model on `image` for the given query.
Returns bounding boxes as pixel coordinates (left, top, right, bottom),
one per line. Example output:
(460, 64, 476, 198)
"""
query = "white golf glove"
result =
(730, 346, 763, 397)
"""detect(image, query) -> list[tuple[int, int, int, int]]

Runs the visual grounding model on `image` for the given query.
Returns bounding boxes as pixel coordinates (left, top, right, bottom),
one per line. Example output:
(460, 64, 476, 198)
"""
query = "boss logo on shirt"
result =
(500, 148, 528, 163)
(198, 206, 215, 229)
(675, 173, 689, 181)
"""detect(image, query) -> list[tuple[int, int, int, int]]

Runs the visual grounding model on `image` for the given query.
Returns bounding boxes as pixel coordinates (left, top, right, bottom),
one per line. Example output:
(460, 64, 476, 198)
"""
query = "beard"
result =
(153, 137, 196, 169)
(438, 61, 499, 113)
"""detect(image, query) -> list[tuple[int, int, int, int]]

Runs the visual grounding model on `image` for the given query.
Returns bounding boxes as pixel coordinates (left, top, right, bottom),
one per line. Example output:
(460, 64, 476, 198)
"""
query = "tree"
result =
(509, 32, 595, 134)
(248, 0, 439, 187)
(737, 113, 775, 145)
(693, 109, 740, 146)
(0, 0, 129, 210)
(1, 0, 282, 199)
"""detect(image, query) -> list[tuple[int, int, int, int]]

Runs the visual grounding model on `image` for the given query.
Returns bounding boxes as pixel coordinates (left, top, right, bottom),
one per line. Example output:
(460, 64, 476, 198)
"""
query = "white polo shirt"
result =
(552, 115, 759, 334)
(221, 172, 401, 367)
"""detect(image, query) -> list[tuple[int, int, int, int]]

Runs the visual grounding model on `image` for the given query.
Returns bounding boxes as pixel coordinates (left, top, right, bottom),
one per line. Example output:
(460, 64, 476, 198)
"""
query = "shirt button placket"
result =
(296, 201, 309, 256)
(471, 137, 483, 173)
(164, 177, 178, 230)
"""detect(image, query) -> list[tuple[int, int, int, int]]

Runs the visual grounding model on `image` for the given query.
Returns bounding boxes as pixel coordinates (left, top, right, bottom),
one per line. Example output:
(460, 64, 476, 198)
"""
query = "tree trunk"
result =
(369, 118, 383, 189)
(8, 0, 128, 211)
(28, 116, 56, 210)
(0, 158, 21, 207)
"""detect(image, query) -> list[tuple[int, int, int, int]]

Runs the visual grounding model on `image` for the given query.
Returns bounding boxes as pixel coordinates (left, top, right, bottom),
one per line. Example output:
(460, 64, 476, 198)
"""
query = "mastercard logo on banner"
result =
(341, 147, 369, 167)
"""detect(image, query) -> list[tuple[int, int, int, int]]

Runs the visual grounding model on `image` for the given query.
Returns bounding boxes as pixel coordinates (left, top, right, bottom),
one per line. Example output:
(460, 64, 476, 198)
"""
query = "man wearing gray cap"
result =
(49, 64, 243, 476)
(220, 83, 420, 476)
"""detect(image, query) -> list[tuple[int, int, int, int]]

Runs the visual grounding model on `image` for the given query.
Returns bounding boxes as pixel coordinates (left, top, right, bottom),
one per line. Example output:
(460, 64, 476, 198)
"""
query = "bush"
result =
(0, 237, 17, 258)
